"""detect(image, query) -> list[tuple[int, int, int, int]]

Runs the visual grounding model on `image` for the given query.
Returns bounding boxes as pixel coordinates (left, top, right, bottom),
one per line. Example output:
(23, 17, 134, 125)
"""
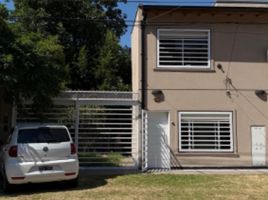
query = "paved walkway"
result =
(80, 167, 268, 175)
(147, 168, 268, 175)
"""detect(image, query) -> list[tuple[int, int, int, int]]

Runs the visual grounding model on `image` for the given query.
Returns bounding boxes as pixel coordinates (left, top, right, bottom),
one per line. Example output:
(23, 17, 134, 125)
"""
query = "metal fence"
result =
(16, 91, 140, 168)
(141, 110, 148, 171)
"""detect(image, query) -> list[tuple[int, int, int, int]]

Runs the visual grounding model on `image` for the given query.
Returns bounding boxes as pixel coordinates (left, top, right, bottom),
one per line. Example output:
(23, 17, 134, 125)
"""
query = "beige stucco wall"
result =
(131, 8, 144, 167)
(131, 7, 143, 94)
(141, 8, 268, 167)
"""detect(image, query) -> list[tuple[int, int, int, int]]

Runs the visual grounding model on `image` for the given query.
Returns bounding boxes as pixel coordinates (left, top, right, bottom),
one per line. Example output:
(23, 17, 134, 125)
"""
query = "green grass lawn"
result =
(1, 174, 268, 200)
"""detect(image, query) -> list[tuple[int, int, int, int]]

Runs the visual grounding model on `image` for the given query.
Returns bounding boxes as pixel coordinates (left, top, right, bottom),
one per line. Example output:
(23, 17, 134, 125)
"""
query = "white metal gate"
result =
(147, 112, 170, 169)
(142, 111, 171, 170)
(15, 91, 140, 168)
(142, 110, 148, 171)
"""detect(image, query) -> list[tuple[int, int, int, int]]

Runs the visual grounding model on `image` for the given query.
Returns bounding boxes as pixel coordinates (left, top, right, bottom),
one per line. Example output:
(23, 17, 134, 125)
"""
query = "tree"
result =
(1, 0, 131, 111)
(12, 0, 130, 90)
(95, 31, 131, 90)
(0, 5, 68, 108)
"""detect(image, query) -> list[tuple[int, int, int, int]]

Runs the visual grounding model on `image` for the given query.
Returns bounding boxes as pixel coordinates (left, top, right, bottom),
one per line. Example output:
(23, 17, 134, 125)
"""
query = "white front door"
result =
(147, 112, 170, 169)
(251, 126, 266, 166)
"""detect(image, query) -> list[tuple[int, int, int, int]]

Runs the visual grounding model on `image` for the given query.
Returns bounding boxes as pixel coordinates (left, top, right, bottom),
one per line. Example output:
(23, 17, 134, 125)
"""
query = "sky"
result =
(1, 0, 214, 47)
(118, 2, 138, 47)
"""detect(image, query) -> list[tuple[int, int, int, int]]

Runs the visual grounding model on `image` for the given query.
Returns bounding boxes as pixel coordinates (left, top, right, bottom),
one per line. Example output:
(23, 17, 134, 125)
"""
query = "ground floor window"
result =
(178, 112, 233, 152)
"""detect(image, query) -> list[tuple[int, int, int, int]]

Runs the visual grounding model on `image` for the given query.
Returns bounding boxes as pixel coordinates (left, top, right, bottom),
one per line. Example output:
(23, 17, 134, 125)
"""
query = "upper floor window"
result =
(157, 29, 211, 69)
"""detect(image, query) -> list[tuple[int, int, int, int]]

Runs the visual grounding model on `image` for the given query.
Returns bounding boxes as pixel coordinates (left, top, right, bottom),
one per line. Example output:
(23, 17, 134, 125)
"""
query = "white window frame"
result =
(178, 111, 234, 153)
(157, 29, 211, 69)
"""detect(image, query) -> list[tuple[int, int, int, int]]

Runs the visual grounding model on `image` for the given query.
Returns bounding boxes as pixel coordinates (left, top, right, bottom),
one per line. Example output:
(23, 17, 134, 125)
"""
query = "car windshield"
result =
(18, 127, 70, 143)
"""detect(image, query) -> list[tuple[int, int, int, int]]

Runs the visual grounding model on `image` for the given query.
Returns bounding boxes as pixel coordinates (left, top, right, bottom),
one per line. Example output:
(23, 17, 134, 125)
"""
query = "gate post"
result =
(141, 110, 148, 171)
(74, 97, 80, 148)
(132, 104, 142, 169)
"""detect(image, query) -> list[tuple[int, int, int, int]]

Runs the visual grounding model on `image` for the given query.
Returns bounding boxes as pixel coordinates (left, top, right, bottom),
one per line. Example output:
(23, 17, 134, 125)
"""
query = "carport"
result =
(14, 91, 141, 169)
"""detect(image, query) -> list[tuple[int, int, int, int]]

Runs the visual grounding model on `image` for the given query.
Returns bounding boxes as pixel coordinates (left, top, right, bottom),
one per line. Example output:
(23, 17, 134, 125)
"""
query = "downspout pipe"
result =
(141, 7, 147, 110)
(139, 7, 147, 170)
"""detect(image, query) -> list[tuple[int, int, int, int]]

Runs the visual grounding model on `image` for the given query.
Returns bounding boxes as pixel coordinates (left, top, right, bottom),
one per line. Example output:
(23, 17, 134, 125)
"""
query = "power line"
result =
(226, 24, 239, 77)
(5, 0, 214, 4)
(7, 15, 268, 30)
(123, 0, 214, 4)
(0, 0, 214, 4)
(7, 15, 268, 23)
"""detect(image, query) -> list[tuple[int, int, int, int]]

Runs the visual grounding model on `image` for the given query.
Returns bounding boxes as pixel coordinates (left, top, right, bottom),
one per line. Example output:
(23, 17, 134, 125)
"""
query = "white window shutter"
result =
(178, 112, 233, 152)
(158, 29, 210, 69)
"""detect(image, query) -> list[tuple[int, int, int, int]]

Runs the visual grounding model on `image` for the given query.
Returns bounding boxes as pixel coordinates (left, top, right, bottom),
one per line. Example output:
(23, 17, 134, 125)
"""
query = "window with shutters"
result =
(157, 29, 211, 69)
(178, 112, 233, 152)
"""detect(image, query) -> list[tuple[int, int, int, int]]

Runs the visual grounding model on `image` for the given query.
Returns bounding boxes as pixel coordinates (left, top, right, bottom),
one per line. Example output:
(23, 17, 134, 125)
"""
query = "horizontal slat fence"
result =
(16, 91, 139, 168)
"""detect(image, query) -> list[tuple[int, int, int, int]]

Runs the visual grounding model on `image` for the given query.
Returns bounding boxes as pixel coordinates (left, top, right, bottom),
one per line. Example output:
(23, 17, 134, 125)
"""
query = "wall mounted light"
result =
(226, 90, 231, 98)
(217, 64, 225, 73)
(255, 90, 267, 102)
(152, 90, 164, 103)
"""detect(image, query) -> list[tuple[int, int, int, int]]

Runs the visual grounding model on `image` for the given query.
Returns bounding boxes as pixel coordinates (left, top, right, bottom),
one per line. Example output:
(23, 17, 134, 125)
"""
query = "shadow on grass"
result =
(0, 170, 140, 197)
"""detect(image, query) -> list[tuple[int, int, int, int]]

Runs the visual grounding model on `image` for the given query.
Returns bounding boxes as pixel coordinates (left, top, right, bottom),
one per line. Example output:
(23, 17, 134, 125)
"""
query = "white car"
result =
(0, 124, 79, 192)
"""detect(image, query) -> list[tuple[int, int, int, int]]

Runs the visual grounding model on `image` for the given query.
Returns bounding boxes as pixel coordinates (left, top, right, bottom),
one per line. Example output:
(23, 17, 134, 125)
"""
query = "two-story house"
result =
(132, 0, 268, 169)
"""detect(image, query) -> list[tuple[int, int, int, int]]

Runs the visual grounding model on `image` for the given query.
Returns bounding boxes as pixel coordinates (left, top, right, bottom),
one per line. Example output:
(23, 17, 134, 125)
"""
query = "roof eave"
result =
(141, 4, 268, 12)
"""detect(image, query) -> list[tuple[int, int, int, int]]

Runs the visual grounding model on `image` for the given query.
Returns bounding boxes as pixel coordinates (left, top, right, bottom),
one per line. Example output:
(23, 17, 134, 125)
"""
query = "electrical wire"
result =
(3, 0, 267, 28)
(15, 0, 214, 4)
(147, 6, 182, 21)
(123, 0, 214, 4)
(7, 15, 268, 28)
(8, 19, 268, 30)
(226, 24, 239, 77)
